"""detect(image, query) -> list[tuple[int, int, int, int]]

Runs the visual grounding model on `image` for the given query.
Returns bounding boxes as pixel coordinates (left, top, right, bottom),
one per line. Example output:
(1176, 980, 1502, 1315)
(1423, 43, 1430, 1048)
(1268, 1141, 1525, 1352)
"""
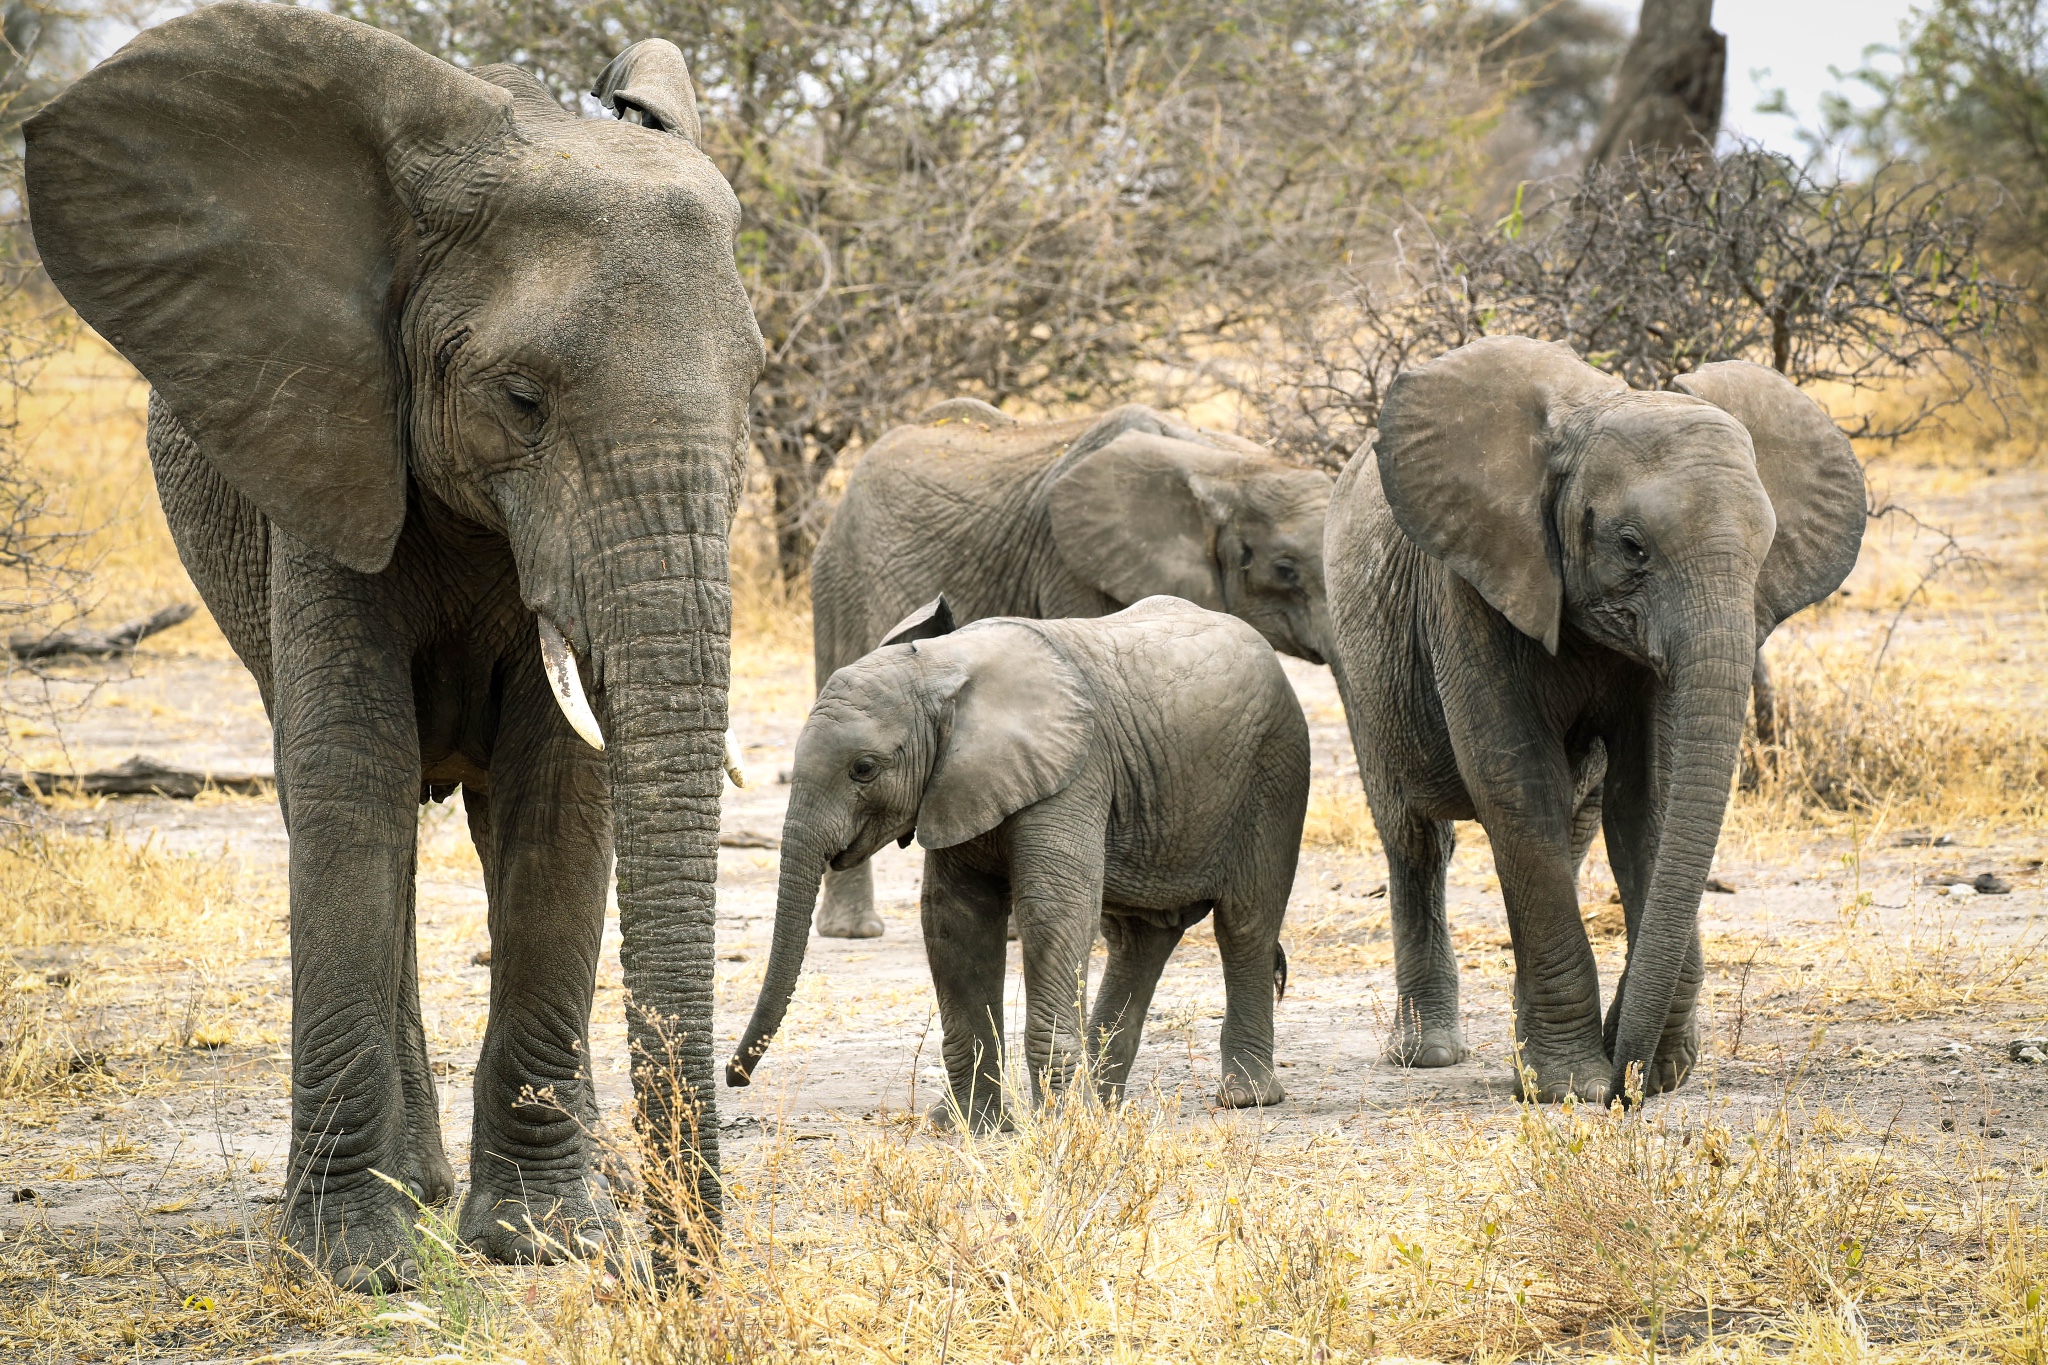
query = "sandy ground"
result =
(2, 463, 2045, 1358)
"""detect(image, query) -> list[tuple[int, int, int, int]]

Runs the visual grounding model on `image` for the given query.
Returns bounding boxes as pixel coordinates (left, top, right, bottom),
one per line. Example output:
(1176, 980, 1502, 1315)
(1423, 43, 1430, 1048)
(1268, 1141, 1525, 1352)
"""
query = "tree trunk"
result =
(1588, 0, 1726, 164)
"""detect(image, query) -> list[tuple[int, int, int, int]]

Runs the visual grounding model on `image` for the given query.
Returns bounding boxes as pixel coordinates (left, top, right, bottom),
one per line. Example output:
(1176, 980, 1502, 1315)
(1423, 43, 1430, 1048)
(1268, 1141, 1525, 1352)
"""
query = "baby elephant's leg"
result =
(1086, 909, 1187, 1102)
(921, 852, 1011, 1133)
(1213, 904, 1286, 1108)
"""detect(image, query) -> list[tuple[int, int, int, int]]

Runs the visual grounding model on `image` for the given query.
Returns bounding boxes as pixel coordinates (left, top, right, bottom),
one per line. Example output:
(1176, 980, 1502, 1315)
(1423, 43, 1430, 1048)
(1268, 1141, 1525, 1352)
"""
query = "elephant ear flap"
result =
(881, 594, 957, 647)
(24, 3, 512, 573)
(1375, 336, 1626, 653)
(593, 39, 702, 145)
(1672, 362, 1867, 636)
(916, 626, 1094, 850)
(1045, 431, 1235, 610)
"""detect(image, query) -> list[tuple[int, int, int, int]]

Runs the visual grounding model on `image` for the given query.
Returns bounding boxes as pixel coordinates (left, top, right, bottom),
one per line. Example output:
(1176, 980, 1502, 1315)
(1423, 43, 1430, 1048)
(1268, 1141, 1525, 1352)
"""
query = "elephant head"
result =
(1374, 336, 1864, 1096)
(727, 603, 1093, 1084)
(1045, 430, 1333, 663)
(26, 5, 763, 1230)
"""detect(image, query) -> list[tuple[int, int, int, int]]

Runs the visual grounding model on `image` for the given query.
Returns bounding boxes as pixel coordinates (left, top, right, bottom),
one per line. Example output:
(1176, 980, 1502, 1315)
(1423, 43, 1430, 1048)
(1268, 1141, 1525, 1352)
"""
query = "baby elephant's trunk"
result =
(726, 824, 829, 1086)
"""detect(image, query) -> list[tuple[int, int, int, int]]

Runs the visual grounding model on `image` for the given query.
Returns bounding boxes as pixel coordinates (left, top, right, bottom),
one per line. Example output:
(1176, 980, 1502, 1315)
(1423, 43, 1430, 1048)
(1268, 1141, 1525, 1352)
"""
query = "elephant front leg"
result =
(1381, 808, 1464, 1068)
(1008, 811, 1106, 1108)
(1490, 823, 1611, 1105)
(1087, 909, 1186, 1102)
(921, 852, 1012, 1133)
(816, 860, 884, 938)
(456, 700, 615, 1266)
(396, 883, 455, 1206)
(272, 575, 427, 1291)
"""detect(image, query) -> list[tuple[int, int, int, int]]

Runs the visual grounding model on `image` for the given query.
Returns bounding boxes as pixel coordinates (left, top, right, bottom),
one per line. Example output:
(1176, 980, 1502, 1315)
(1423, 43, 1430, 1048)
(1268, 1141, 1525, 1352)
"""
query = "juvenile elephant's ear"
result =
(24, 3, 514, 573)
(1045, 432, 1246, 610)
(592, 39, 702, 145)
(881, 594, 957, 646)
(915, 625, 1094, 850)
(1670, 363, 1867, 636)
(1375, 336, 1626, 653)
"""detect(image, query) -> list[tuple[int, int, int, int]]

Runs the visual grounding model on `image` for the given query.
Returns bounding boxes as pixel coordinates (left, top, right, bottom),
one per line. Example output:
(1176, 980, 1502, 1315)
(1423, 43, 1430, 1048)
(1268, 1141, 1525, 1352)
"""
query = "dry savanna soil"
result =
(3, 342, 2048, 1362)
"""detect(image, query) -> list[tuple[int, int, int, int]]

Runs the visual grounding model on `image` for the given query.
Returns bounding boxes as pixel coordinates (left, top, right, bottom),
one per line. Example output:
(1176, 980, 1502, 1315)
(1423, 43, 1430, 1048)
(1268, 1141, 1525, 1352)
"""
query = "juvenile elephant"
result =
(727, 596, 1310, 1129)
(809, 401, 1333, 937)
(1326, 337, 1865, 1104)
(26, 6, 763, 1286)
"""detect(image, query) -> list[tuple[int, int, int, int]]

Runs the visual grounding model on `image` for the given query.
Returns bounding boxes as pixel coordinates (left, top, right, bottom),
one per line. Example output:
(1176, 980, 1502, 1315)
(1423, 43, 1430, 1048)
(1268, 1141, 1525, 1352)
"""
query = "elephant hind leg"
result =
(396, 861, 455, 1206)
(1213, 900, 1286, 1108)
(1381, 807, 1463, 1068)
(1086, 908, 1187, 1103)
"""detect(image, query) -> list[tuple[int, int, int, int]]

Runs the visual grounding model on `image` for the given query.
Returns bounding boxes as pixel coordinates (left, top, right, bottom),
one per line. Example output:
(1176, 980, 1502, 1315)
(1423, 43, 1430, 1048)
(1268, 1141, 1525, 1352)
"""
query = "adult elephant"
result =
(1325, 337, 1864, 1105)
(808, 400, 1333, 936)
(26, 5, 763, 1288)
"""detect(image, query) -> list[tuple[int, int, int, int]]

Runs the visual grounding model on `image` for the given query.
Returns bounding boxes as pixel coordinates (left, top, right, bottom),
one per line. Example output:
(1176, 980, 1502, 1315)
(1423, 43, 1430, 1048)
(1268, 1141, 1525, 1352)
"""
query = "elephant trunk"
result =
(573, 446, 737, 1251)
(1605, 601, 1755, 1098)
(726, 814, 834, 1086)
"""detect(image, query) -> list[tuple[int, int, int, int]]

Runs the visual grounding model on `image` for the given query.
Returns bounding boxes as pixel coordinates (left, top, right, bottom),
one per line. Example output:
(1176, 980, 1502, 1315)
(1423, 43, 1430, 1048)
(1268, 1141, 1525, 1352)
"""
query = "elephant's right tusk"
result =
(723, 729, 747, 787)
(538, 618, 606, 751)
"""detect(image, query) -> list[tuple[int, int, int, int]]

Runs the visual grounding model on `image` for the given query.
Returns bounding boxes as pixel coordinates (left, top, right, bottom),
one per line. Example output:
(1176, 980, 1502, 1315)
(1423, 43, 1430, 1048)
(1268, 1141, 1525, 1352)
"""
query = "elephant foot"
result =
(1512, 1047, 1614, 1106)
(925, 1098, 1013, 1135)
(458, 1168, 618, 1266)
(1385, 1025, 1467, 1069)
(1216, 1065, 1285, 1109)
(284, 1187, 419, 1293)
(1615, 1022, 1698, 1101)
(406, 1148, 457, 1208)
(815, 906, 884, 939)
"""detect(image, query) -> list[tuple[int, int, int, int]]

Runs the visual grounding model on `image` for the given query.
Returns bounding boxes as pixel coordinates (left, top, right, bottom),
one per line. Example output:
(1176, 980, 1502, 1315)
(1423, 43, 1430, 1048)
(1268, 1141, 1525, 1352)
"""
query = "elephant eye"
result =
(1273, 559, 1301, 587)
(501, 378, 547, 437)
(1619, 533, 1649, 565)
(849, 755, 881, 783)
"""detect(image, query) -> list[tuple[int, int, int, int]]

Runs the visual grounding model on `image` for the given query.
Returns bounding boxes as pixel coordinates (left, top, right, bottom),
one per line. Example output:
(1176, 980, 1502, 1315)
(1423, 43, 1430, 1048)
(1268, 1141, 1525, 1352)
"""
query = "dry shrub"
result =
(1799, 888, 2043, 1021)
(0, 820, 265, 949)
(1300, 778, 1380, 852)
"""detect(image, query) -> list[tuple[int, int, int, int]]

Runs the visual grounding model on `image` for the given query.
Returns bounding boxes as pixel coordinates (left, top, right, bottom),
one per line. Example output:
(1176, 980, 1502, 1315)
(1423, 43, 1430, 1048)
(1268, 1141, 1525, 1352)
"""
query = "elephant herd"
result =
(23, 7, 1867, 1289)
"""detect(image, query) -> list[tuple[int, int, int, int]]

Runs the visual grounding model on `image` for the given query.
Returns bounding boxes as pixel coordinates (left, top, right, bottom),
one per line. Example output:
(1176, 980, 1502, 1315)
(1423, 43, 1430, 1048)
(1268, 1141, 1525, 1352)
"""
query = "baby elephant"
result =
(727, 595, 1309, 1129)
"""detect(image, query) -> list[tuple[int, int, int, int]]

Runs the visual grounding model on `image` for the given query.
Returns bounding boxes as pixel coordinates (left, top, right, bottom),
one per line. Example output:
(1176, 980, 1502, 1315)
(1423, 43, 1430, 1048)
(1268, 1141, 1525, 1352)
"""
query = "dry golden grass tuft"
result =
(453, 1063, 2040, 1364)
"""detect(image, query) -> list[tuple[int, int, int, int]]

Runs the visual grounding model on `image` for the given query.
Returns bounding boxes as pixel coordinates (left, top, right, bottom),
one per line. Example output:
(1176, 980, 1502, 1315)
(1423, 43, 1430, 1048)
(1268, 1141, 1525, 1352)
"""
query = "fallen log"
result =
(9, 604, 197, 660)
(13, 754, 271, 798)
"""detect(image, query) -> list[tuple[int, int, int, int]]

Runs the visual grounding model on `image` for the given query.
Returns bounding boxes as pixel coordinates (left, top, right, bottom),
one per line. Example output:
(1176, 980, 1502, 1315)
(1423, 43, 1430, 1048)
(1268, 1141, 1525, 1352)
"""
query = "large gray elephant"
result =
(1326, 337, 1864, 1104)
(26, 5, 763, 1288)
(808, 401, 1333, 937)
(727, 596, 1310, 1130)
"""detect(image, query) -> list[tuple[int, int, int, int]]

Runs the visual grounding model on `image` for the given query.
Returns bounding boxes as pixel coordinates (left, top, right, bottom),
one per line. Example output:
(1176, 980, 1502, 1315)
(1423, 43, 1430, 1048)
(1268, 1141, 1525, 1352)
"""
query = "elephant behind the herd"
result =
(27, 4, 763, 1289)
(806, 400, 1334, 937)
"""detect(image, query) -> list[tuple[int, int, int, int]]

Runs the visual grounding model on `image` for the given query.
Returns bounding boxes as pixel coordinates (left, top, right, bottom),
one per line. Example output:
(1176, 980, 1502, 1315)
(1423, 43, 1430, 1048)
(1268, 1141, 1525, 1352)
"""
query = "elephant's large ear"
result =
(1045, 432, 1247, 610)
(24, 3, 512, 573)
(1671, 362, 1867, 635)
(916, 625, 1094, 850)
(1375, 336, 1626, 653)
(592, 39, 702, 145)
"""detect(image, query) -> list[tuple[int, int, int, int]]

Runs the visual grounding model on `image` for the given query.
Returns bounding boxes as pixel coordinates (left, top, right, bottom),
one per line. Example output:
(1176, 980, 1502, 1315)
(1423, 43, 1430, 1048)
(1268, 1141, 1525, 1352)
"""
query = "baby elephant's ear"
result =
(1671, 362, 1867, 638)
(592, 38, 702, 145)
(916, 625, 1094, 849)
(880, 594, 957, 647)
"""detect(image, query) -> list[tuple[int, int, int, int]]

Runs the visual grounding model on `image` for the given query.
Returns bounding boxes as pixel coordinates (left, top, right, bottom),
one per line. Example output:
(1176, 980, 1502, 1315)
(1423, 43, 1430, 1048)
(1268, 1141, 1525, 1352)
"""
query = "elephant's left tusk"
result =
(538, 618, 606, 751)
(723, 729, 747, 788)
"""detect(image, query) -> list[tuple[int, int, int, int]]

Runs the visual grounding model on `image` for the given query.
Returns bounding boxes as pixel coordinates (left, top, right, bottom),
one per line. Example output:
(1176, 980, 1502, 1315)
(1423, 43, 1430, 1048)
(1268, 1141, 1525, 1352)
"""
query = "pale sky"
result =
(1664, 0, 1927, 156)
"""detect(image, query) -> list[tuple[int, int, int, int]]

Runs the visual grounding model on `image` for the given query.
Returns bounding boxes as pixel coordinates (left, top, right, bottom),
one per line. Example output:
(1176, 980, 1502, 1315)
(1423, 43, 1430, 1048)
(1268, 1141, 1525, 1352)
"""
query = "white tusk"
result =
(538, 618, 606, 751)
(723, 729, 747, 787)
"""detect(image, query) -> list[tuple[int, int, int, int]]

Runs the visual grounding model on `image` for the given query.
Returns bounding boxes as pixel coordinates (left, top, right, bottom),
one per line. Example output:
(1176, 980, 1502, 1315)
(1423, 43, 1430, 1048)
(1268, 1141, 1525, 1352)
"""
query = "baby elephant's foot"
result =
(1216, 1066, 1286, 1109)
(1386, 1025, 1467, 1069)
(815, 906, 884, 939)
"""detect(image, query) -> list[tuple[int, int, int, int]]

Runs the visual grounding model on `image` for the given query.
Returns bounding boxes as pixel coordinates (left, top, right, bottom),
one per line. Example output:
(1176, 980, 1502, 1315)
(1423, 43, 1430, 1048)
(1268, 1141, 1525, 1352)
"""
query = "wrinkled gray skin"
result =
(809, 401, 1333, 937)
(25, 5, 763, 1289)
(1326, 337, 1865, 1104)
(730, 597, 1310, 1128)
